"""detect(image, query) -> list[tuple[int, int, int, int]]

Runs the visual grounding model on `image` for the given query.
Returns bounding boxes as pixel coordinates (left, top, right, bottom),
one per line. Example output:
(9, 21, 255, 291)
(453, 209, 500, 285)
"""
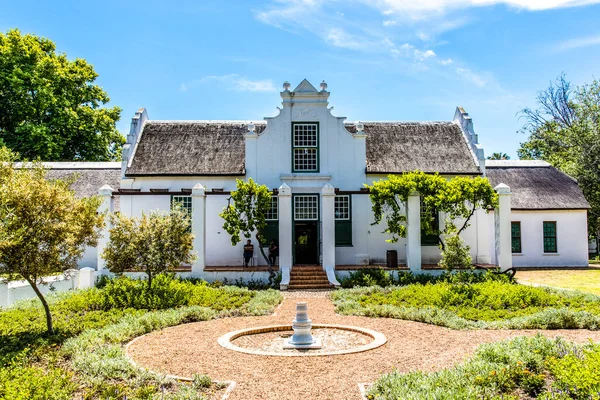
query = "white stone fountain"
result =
(283, 302, 322, 349)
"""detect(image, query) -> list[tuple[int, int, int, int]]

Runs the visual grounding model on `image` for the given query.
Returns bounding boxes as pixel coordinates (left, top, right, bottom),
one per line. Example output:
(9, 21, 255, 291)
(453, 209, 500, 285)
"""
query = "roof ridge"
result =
(146, 120, 267, 124)
(344, 121, 453, 124)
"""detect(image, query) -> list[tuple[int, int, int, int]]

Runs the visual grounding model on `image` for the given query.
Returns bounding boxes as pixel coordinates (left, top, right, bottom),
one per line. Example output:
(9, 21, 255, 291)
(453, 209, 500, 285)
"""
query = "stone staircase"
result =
(288, 265, 335, 290)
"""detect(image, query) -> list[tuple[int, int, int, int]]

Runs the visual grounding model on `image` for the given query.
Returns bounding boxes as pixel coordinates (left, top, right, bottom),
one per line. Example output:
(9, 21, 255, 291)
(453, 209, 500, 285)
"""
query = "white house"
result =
(48, 79, 589, 289)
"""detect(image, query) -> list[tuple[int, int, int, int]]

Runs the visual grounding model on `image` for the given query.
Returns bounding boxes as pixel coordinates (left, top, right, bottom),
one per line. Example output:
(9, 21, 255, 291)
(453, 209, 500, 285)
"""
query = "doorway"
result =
(294, 221, 319, 264)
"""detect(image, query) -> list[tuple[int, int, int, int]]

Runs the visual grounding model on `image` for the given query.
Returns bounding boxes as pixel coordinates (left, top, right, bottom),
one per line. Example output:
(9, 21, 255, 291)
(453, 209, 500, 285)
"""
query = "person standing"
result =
(243, 239, 254, 267)
(268, 240, 278, 266)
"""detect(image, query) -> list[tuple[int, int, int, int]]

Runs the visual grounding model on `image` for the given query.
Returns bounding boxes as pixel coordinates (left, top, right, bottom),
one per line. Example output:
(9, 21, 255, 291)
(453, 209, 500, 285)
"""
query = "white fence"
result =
(0, 267, 96, 309)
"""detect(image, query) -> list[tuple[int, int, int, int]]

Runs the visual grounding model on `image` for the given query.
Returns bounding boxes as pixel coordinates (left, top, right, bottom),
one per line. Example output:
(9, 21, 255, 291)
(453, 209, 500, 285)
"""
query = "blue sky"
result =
(2, 0, 600, 158)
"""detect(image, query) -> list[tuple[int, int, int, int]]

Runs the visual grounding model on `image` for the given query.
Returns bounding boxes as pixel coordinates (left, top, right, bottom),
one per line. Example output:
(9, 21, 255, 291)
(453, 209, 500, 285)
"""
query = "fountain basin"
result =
(217, 324, 387, 357)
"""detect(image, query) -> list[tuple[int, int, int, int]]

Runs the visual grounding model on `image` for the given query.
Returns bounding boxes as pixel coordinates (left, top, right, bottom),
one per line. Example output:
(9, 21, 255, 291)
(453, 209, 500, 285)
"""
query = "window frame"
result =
(543, 221, 557, 253)
(511, 221, 522, 253)
(265, 196, 278, 221)
(335, 195, 352, 246)
(293, 194, 320, 221)
(291, 122, 320, 173)
(171, 195, 192, 216)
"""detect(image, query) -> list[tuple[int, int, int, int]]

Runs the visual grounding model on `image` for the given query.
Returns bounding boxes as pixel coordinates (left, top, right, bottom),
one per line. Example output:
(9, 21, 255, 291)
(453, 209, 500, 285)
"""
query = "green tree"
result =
(103, 206, 196, 290)
(518, 75, 600, 245)
(219, 178, 276, 284)
(368, 171, 498, 247)
(0, 154, 104, 334)
(0, 29, 124, 161)
(487, 152, 510, 160)
(438, 233, 472, 270)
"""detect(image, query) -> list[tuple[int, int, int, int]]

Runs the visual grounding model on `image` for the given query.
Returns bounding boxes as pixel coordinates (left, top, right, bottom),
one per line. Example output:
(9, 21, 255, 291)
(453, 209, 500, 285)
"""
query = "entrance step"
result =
(288, 265, 334, 290)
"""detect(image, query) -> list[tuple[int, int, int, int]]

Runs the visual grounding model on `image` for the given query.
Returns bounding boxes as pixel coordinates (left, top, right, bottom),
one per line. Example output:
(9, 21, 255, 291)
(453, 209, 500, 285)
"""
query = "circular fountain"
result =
(217, 302, 387, 357)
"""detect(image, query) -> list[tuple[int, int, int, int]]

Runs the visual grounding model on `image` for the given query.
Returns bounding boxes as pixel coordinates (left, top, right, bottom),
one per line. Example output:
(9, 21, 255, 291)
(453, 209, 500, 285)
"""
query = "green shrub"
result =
(546, 342, 600, 398)
(368, 335, 595, 400)
(339, 268, 394, 288)
(332, 281, 600, 329)
(0, 364, 75, 400)
(192, 373, 212, 389)
(337, 269, 513, 289)
(439, 234, 472, 270)
(97, 274, 257, 311)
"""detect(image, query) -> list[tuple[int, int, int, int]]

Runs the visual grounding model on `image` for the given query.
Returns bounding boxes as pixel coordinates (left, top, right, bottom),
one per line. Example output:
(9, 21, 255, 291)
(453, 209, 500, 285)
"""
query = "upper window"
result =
(511, 221, 521, 253)
(294, 195, 319, 220)
(171, 195, 192, 216)
(292, 123, 319, 172)
(265, 196, 278, 221)
(543, 221, 557, 253)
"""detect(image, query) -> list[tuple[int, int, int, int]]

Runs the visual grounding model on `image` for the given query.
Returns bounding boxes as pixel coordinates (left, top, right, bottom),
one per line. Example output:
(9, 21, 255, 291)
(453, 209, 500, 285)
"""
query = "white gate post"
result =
(278, 183, 292, 290)
(321, 184, 340, 287)
(406, 191, 422, 271)
(495, 183, 513, 271)
(191, 184, 206, 275)
(97, 185, 114, 275)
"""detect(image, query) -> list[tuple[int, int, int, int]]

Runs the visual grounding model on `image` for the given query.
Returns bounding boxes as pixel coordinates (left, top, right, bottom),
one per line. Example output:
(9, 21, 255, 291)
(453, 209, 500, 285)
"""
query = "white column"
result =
(191, 183, 206, 275)
(476, 208, 491, 264)
(321, 184, 340, 287)
(406, 191, 422, 272)
(97, 185, 114, 275)
(278, 183, 292, 290)
(494, 183, 513, 271)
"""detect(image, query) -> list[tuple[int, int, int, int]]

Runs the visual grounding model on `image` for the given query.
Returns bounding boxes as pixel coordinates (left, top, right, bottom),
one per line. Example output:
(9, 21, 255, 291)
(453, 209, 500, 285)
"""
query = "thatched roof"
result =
(126, 120, 479, 176)
(126, 121, 266, 176)
(347, 122, 481, 175)
(41, 162, 122, 211)
(486, 161, 589, 210)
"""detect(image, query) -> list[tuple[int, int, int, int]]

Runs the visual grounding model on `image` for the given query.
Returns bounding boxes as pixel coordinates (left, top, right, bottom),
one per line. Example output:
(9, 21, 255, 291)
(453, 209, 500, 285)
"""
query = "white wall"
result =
(0, 269, 95, 309)
(510, 210, 588, 267)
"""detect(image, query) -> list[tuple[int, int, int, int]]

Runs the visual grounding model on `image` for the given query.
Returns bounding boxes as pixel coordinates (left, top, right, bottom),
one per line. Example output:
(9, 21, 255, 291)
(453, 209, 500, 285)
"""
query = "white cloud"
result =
(553, 34, 600, 52)
(179, 74, 277, 92)
(363, 0, 600, 20)
(439, 58, 454, 65)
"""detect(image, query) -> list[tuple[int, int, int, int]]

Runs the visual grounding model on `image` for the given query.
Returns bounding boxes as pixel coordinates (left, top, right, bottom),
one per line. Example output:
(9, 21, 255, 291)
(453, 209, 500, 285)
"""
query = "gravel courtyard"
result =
(127, 291, 600, 400)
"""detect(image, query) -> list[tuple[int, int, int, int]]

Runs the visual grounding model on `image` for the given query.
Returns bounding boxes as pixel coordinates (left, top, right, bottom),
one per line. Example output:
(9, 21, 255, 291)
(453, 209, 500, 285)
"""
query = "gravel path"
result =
(127, 291, 600, 400)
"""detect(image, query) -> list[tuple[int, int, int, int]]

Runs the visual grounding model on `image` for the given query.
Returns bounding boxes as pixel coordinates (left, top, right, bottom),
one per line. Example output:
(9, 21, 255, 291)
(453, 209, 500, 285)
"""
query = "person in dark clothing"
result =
(243, 239, 254, 267)
(268, 240, 278, 266)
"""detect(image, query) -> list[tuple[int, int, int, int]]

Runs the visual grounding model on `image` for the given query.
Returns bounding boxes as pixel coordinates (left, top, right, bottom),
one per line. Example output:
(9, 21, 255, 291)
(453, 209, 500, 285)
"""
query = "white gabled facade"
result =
(88, 79, 590, 286)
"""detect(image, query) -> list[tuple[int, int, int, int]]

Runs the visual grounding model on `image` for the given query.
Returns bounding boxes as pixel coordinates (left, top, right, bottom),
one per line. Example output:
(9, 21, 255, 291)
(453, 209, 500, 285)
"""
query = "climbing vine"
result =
(368, 171, 498, 247)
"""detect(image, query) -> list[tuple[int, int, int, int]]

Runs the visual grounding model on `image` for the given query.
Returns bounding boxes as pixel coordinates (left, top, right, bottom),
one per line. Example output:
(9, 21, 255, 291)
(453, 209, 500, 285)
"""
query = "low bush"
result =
(368, 335, 600, 400)
(332, 281, 600, 329)
(98, 274, 255, 311)
(338, 268, 513, 289)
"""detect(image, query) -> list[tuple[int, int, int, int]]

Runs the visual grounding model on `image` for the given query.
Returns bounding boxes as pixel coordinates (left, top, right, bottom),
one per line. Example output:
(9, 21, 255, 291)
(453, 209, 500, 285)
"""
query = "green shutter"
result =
(543, 221, 557, 253)
(511, 222, 521, 253)
(262, 221, 279, 246)
(335, 220, 352, 246)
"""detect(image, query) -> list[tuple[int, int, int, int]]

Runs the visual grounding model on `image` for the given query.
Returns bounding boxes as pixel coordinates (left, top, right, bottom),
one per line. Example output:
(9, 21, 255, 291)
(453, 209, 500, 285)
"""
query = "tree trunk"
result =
(256, 234, 276, 286)
(147, 270, 153, 291)
(26, 277, 55, 335)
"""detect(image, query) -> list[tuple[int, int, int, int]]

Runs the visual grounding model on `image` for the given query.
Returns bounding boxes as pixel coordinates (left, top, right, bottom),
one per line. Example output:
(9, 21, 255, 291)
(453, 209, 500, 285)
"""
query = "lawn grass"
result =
(368, 335, 600, 400)
(516, 269, 600, 296)
(332, 280, 600, 330)
(0, 275, 283, 399)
